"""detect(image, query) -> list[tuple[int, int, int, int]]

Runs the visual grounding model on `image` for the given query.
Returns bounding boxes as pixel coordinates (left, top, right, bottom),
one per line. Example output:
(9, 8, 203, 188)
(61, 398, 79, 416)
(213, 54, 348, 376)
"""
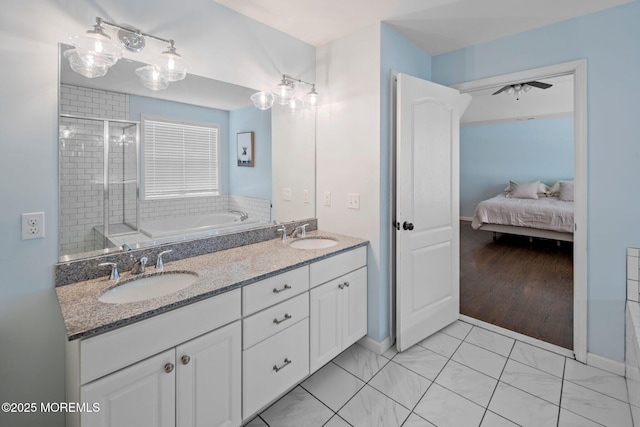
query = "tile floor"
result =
(246, 320, 634, 427)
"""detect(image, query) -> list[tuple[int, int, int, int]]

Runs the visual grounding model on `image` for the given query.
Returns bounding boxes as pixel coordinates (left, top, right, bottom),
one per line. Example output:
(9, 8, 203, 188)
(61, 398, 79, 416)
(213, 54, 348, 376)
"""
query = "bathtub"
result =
(140, 212, 262, 238)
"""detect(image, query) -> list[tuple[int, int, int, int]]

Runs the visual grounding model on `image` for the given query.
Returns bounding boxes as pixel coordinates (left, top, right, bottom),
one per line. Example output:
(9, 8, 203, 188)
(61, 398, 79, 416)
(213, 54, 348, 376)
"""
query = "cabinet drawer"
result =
(243, 292, 309, 350)
(243, 318, 309, 419)
(310, 246, 367, 288)
(80, 289, 241, 384)
(242, 266, 309, 315)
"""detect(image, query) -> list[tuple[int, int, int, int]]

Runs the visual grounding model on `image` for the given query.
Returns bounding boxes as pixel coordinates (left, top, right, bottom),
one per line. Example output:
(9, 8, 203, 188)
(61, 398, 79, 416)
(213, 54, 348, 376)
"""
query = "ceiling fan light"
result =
(135, 65, 169, 91)
(250, 91, 274, 110)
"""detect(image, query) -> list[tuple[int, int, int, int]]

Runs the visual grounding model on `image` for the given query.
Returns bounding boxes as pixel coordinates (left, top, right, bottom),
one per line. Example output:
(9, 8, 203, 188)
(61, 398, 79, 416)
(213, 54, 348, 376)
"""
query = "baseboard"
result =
(586, 352, 626, 376)
(358, 335, 393, 355)
(460, 216, 473, 222)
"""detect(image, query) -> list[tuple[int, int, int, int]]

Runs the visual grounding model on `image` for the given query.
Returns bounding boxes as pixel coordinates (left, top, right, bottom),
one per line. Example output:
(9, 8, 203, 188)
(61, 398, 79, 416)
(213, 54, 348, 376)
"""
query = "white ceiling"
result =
(215, 0, 633, 55)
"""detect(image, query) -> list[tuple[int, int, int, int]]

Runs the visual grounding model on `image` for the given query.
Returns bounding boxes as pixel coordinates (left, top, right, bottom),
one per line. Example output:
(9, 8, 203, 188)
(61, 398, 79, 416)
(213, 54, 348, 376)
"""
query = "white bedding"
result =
(471, 193, 574, 233)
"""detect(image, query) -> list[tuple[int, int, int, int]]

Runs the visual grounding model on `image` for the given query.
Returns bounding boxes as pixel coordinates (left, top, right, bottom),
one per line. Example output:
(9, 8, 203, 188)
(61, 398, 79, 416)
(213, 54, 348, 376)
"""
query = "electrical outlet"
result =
(22, 212, 45, 240)
(303, 190, 310, 204)
(347, 193, 360, 210)
(282, 188, 292, 201)
(323, 191, 331, 206)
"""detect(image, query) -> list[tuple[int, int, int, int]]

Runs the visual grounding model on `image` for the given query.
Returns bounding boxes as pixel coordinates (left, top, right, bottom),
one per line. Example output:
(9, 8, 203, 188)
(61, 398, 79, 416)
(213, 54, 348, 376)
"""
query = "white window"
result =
(141, 115, 220, 200)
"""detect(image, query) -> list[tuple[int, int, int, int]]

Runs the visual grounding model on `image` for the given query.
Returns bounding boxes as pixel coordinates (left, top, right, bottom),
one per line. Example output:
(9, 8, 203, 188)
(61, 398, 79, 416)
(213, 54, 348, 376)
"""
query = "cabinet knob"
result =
(164, 363, 174, 373)
(181, 355, 191, 365)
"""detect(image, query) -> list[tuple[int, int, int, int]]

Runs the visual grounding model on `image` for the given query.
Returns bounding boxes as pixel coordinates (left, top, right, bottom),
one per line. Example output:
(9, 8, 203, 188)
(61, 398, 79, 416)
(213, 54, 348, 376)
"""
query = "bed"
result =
(471, 181, 574, 242)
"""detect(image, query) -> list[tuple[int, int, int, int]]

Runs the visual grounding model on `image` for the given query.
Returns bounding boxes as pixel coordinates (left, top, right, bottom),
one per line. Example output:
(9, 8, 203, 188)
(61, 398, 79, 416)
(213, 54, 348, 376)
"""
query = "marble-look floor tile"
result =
(561, 380, 633, 427)
(301, 362, 364, 411)
(392, 345, 448, 381)
(369, 361, 432, 410)
(333, 344, 388, 382)
(244, 416, 268, 426)
(488, 382, 559, 427)
(564, 358, 629, 402)
(451, 342, 507, 379)
(323, 415, 351, 427)
(557, 409, 602, 427)
(382, 345, 398, 360)
(417, 331, 462, 358)
(260, 386, 333, 427)
(509, 341, 566, 378)
(338, 384, 410, 427)
(402, 413, 436, 426)
(440, 320, 473, 340)
(464, 327, 515, 357)
(500, 359, 562, 405)
(414, 383, 485, 427)
(480, 411, 519, 427)
(435, 360, 497, 407)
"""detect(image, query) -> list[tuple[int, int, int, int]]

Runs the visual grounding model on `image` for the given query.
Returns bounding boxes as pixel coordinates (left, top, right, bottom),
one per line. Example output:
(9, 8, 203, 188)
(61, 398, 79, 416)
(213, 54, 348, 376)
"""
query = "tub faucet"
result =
(230, 210, 249, 221)
(291, 224, 309, 238)
(131, 257, 148, 275)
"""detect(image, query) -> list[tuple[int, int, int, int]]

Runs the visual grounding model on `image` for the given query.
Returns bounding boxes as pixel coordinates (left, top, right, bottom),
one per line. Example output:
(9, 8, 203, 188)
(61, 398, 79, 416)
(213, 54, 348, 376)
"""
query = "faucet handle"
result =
(156, 250, 172, 270)
(99, 262, 119, 280)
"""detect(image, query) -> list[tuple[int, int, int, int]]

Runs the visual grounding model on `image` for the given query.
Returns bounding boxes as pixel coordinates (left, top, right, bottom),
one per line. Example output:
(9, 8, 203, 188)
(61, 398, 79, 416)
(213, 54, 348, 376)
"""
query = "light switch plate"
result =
(323, 191, 331, 206)
(282, 188, 292, 201)
(303, 190, 310, 204)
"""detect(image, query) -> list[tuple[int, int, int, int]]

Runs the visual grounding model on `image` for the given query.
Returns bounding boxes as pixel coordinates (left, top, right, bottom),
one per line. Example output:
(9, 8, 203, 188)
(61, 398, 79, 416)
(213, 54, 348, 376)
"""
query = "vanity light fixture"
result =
(251, 74, 321, 111)
(66, 17, 190, 91)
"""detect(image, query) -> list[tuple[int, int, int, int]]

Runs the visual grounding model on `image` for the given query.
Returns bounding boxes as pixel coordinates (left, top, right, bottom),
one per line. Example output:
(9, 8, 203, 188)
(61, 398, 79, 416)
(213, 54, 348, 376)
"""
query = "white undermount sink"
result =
(98, 272, 199, 304)
(289, 237, 338, 250)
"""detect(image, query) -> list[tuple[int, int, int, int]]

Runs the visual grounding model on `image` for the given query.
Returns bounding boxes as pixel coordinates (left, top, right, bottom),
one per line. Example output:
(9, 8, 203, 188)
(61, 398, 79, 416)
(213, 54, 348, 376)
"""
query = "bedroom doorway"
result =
(453, 60, 587, 362)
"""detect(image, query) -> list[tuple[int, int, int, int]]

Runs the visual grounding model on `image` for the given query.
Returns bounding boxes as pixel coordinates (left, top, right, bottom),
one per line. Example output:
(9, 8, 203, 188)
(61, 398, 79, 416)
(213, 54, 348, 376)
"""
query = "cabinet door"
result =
(81, 350, 175, 427)
(310, 281, 343, 372)
(342, 267, 368, 348)
(176, 321, 241, 427)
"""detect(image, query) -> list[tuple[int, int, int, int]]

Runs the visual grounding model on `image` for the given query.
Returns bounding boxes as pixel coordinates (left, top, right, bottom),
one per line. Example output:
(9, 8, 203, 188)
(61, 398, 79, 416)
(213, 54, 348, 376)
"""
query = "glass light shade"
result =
(523, 84, 532, 92)
(272, 82, 295, 105)
(64, 48, 109, 78)
(152, 50, 190, 82)
(303, 88, 321, 108)
(136, 65, 169, 91)
(70, 32, 122, 68)
(250, 91, 274, 110)
(505, 86, 515, 95)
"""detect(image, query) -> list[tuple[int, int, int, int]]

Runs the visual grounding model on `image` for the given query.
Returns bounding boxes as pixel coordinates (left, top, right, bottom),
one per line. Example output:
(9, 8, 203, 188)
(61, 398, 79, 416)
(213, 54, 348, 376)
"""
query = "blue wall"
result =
(229, 106, 272, 200)
(433, 1, 640, 361)
(461, 117, 574, 217)
(378, 24, 432, 342)
(129, 96, 230, 194)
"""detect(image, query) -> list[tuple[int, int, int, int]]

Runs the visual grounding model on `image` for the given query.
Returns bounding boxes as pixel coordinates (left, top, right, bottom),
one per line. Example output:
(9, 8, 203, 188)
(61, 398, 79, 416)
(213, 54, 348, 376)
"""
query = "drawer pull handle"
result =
(164, 363, 174, 373)
(272, 284, 292, 294)
(338, 281, 350, 289)
(181, 355, 191, 365)
(273, 313, 292, 325)
(273, 358, 292, 372)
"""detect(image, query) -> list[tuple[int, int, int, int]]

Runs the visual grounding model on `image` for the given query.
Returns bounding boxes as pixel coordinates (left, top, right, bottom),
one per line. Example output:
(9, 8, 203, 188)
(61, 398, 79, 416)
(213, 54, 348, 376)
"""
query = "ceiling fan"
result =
(492, 81, 553, 100)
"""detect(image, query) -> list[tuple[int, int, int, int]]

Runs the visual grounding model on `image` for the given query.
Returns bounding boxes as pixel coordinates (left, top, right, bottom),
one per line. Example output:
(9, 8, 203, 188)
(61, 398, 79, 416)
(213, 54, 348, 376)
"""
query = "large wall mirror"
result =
(58, 44, 316, 261)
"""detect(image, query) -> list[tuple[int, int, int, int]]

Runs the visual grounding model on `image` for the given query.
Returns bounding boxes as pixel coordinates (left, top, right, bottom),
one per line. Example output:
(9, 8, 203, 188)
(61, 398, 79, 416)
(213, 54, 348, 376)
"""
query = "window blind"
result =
(142, 116, 220, 200)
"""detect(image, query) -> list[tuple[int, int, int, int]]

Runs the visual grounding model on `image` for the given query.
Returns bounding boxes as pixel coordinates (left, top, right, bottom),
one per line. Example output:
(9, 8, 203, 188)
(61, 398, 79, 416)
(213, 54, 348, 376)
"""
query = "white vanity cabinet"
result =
(309, 247, 367, 372)
(67, 289, 242, 427)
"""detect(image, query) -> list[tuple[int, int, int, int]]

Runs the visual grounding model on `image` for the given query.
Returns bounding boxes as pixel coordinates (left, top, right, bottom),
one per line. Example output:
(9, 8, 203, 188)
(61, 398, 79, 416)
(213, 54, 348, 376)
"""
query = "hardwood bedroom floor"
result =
(460, 221, 573, 349)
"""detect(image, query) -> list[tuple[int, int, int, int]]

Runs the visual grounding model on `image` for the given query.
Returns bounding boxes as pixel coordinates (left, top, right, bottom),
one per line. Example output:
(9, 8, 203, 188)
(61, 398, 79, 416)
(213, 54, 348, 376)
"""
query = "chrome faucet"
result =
(155, 250, 172, 270)
(291, 224, 309, 238)
(230, 210, 249, 221)
(131, 257, 148, 275)
(121, 243, 133, 251)
(99, 262, 119, 280)
(277, 226, 287, 241)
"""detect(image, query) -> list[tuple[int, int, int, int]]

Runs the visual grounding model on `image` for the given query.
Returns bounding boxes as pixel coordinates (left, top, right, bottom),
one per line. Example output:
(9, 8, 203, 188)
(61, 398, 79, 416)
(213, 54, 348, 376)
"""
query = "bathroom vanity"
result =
(56, 231, 367, 427)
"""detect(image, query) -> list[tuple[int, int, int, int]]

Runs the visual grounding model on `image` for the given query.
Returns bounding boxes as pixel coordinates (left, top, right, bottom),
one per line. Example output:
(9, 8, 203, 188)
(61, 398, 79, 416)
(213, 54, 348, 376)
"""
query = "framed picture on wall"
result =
(237, 131, 255, 167)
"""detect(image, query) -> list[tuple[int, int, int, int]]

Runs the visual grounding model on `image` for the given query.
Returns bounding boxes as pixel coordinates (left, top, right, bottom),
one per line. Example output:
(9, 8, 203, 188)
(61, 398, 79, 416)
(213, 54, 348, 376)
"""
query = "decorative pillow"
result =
(559, 181, 574, 201)
(505, 181, 549, 195)
(509, 180, 540, 199)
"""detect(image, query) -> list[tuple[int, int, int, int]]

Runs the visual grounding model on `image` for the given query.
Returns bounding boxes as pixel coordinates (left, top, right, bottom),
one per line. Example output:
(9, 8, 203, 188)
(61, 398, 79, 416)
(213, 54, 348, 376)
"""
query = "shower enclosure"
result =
(59, 114, 139, 257)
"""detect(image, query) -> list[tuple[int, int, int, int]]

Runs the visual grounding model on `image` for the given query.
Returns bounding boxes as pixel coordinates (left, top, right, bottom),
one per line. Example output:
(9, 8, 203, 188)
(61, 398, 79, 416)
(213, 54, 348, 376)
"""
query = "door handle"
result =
(403, 221, 414, 231)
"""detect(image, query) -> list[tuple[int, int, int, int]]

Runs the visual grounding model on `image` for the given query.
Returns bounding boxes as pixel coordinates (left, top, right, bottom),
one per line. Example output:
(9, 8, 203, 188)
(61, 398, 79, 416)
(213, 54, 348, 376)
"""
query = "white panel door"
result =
(310, 281, 342, 372)
(176, 321, 241, 427)
(81, 350, 175, 427)
(396, 73, 471, 351)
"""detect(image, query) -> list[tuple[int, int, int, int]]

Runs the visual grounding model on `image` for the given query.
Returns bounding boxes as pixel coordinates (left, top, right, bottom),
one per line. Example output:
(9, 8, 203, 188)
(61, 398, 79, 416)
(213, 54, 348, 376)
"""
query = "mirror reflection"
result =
(58, 44, 315, 261)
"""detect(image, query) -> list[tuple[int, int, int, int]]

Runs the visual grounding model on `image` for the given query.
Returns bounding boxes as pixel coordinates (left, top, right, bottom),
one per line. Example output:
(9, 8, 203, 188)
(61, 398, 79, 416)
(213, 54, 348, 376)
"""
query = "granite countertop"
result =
(56, 231, 368, 341)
